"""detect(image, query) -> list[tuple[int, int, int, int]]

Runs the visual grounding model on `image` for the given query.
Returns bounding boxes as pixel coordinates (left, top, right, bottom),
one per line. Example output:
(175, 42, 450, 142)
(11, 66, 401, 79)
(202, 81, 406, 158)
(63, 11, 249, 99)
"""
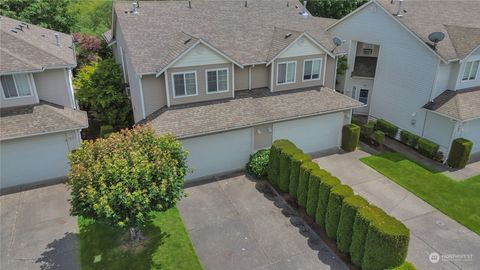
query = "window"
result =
(172, 71, 197, 97)
(303, 59, 322, 81)
(1, 74, 32, 98)
(359, 89, 369, 104)
(206, 68, 229, 93)
(277, 61, 296, 85)
(462, 60, 479, 81)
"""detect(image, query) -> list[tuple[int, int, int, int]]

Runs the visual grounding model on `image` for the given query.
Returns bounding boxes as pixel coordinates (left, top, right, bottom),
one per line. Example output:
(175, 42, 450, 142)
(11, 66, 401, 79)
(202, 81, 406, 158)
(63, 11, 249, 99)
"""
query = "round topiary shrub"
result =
(297, 161, 320, 208)
(278, 145, 301, 192)
(246, 149, 270, 179)
(325, 184, 354, 239)
(306, 168, 330, 218)
(349, 205, 386, 267)
(315, 176, 341, 227)
(268, 140, 294, 186)
(336, 195, 369, 253)
(289, 152, 311, 199)
(362, 214, 410, 270)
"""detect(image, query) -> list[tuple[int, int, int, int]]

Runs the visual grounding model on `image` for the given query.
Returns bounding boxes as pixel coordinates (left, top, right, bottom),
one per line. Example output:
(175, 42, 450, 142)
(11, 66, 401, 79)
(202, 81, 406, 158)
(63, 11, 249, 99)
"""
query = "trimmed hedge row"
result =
(417, 138, 439, 159)
(341, 124, 360, 152)
(447, 138, 473, 169)
(361, 120, 376, 139)
(375, 119, 398, 138)
(266, 140, 411, 270)
(400, 130, 420, 148)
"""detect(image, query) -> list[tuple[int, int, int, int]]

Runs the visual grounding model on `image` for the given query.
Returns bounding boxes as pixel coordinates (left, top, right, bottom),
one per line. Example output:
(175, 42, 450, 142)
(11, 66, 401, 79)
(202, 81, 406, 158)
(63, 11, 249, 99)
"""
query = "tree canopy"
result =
(307, 0, 367, 19)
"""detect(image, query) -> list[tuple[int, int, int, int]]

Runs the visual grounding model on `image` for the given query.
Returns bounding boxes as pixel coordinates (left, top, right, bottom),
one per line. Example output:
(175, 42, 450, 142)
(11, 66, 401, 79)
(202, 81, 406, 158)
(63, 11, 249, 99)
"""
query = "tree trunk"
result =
(129, 227, 144, 242)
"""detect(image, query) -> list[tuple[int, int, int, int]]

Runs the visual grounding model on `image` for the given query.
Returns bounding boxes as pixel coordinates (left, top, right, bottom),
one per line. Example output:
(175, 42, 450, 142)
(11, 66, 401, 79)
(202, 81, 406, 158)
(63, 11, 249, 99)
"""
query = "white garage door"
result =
(462, 119, 480, 154)
(1, 132, 75, 189)
(182, 128, 253, 181)
(272, 112, 344, 154)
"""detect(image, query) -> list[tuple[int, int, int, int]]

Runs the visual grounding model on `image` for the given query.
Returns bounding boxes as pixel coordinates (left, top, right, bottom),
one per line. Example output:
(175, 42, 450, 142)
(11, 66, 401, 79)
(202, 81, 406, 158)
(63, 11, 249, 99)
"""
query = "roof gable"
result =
(278, 35, 325, 58)
(172, 43, 230, 68)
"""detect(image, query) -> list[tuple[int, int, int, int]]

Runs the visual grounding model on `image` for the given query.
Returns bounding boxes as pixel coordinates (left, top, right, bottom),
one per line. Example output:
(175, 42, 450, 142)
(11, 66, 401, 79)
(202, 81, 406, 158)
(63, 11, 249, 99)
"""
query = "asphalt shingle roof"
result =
(424, 87, 480, 121)
(377, 0, 480, 61)
(0, 102, 88, 141)
(0, 16, 76, 74)
(113, 1, 338, 74)
(144, 88, 364, 138)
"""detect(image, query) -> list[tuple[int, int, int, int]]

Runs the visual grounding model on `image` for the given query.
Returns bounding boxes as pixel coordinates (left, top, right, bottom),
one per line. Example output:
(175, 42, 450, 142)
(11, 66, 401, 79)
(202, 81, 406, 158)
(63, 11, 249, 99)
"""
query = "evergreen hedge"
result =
(417, 138, 439, 159)
(336, 195, 369, 253)
(388, 261, 417, 270)
(325, 184, 354, 239)
(447, 138, 473, 169)
(362, 214, 410, 270)
(349, 205, 386, 267)
(268, 140, 294, 186)
(278, 145, 300, 192)
(289, 152, 311, 199)
(373, 130, 385, 147)
(297, 161, 320, 208)
(315, 176, 341, 227)
(361, 120, 376, 139)
(306, 169, 330, 218)
(399, 130, 420, 148)
(341, 124, 360, 152)
(375, 119, 398, 138)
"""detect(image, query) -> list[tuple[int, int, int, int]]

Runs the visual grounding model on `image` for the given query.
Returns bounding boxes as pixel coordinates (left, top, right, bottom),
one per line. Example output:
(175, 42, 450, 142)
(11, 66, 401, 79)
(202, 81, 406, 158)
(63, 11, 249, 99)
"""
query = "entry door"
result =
(353, 87, 370, 115)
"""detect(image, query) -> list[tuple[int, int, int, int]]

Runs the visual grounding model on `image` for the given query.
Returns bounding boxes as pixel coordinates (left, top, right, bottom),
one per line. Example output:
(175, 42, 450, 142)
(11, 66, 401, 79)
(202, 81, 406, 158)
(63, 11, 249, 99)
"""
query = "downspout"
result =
(138, 75, 146, 119)
(248, 66, 252, 90)
(421, 59, 441, 137)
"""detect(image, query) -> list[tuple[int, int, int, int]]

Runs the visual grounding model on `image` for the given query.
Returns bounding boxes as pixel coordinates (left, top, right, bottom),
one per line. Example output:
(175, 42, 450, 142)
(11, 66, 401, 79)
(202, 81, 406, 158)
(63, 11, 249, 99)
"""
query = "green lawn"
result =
(361, 152, 480, 235)
(78, 207, 203, 270)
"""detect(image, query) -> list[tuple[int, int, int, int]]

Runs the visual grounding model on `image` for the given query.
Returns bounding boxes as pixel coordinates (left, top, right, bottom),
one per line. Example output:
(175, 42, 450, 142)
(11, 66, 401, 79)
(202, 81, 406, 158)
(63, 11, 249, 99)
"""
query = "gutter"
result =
(0, 125, 88, 142)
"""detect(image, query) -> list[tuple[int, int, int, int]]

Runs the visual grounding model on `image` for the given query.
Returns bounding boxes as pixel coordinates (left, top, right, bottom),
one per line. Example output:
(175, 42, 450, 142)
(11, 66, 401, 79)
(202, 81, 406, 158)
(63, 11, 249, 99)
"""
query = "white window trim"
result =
(205, 68, 229, 94)
(171, 71, 198, 98)
(276, 61, 297, 86)
(461, 60, 479, 81)
(0, 73, 35, 100)
(302, 58, 323, 82)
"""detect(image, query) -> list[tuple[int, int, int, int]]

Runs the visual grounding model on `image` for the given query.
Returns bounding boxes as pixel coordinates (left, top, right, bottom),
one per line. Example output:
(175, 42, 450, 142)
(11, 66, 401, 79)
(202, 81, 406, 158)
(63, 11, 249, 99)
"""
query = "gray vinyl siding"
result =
(142, 74, 167, 116)
(330, 1, 439, 135)
(324, 55, 336, 89)
(234, 66, 249, 90)
(34, 68, 71, 107)
(272, 54, 326, 92)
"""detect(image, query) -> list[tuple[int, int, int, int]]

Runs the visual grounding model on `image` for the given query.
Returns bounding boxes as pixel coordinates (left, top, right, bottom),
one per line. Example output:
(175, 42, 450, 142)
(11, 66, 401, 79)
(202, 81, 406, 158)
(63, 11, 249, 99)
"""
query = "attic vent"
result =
(184, 38, 192, 44)
(285, 32, 292, 39)
(11, 29, 17, 33)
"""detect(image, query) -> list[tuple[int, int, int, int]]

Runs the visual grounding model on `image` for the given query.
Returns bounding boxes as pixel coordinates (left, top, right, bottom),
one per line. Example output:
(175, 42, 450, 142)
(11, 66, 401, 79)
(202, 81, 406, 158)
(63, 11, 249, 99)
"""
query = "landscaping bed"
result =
(78, 207, 203, 270)
(361, 152, 480, 235)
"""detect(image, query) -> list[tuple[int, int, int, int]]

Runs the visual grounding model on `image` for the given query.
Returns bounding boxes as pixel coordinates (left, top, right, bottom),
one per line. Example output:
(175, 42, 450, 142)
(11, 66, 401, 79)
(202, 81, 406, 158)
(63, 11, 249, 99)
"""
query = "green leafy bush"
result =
(315, 176, 341, 227)
(297, 161, 320, 208)
(342, 124, 360, 152)
(400, 130, 420, 148)
(279, 146, 300, 192)
(373, 130, 385, 147)
(352, 115, 363, 126)
(447, 138, 473, 169)
(349, 205, 386, 267)
(375, 119, 398, 138)
(306, 169, 330, 218)
(337, 195, 369, 253)
(268, 140, 294, 186)
(325, 184, 354, 239)
(246, 149, 270, 179)
(362, 213, 410, 270)
(417, 138, 439, 159)
(68, 125, 188, 241)
(361, 120, 376, 139)
(388, 261, 417, 270)
(289, 152, 311, 199)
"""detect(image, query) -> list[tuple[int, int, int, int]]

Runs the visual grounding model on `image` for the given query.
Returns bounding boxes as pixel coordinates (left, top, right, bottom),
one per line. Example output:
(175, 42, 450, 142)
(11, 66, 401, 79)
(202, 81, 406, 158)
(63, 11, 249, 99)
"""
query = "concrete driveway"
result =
(0, 184, 79, 270)
(178, 175, 347, 270)
(315, 150, 480, 270)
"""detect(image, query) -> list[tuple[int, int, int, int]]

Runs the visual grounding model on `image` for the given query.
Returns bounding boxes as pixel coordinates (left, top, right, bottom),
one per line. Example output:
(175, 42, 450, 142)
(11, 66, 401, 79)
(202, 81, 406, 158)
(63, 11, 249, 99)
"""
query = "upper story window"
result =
(206, 68, 229, 93)
(1, 74, 32, 99)
(172, 71, 197, 97)
(462, 60, 479, 81)
(303, 59, 322, 81)
(277, 61, 296, 85)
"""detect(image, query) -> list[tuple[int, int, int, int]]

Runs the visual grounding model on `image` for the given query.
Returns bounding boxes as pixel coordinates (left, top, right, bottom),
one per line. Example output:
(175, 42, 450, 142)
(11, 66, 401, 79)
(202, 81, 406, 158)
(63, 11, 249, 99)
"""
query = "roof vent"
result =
(245, 1, 248, 8)
(285, 32, 292, 39)
(394, 0, 404, 17)
(301, 1, 308, 16)
(131, 1, 139, 15)
(55, 33, 60, 46)
(287, 2, 289, 7)
(189, 1, 191, 8)
(184, 38, 192, 44)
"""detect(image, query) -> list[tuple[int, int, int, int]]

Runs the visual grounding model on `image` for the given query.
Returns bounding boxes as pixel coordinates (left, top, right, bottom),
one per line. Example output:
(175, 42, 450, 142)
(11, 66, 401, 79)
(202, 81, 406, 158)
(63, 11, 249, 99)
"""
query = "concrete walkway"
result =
(315, 150, 480, 270)
(178, 175, 347, 270)
(0, 184, 79, 270)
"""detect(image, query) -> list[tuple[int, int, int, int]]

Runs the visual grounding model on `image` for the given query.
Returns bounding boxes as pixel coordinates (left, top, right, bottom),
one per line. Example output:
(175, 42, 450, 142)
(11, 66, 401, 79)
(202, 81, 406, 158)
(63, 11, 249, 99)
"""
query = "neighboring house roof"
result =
(376, 0, 480, 61)
(111, 1, 338, 74)
(0, 102, 88, 141)
(424, 87, 480, 121)
(313, 17, 339, 29)
(0, 16, 76, 74)
(143, 87, 363, 138)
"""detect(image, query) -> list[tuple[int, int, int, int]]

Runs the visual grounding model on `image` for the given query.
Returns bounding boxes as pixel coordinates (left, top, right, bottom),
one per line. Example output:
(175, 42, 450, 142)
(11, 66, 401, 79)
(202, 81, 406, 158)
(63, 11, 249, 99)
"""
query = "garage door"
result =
(272, 112, 344, 154)
(462, 119, 480, 154)
(182, 128, 253, 181)
(1, 133, 73, 189)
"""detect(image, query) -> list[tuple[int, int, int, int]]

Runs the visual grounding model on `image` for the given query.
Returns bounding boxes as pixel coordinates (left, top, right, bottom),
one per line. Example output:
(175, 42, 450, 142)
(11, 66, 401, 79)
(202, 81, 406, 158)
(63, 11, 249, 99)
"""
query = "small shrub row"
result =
(265, 140, 411, 270)
(417, 138, 439, 159)
(375, 119, 398, 138)
(400, 130, 420, 148)
(360, 120, 376, 139)
(341, 124, 360, 152)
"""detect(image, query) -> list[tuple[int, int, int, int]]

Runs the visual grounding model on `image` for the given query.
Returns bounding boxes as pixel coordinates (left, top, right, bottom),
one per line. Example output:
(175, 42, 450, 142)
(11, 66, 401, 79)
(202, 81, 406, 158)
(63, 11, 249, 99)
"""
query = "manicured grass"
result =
(78, 207, 203, 270)
(361, 152, 480, 235)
